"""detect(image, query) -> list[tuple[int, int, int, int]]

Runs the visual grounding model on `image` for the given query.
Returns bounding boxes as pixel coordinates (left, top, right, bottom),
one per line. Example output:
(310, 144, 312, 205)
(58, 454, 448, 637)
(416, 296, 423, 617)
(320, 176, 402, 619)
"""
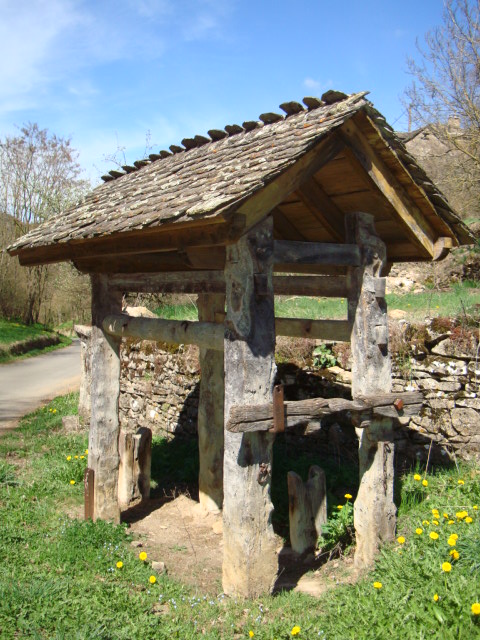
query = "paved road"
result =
(0, 340, 81, 432)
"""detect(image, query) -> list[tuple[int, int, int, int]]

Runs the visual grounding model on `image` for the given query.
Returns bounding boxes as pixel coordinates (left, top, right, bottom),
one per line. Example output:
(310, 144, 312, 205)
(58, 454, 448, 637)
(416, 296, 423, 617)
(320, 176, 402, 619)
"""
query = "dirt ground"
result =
(123, 493, 358, 597)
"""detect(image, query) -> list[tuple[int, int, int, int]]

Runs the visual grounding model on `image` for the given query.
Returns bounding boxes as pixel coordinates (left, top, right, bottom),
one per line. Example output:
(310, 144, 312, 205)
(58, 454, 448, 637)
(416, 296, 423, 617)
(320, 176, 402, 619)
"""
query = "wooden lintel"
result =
(227, 391, 424, 433)
(236, 134, 345, 229)
(339, 118, 437, 258)
(274, 240, 361, 267)
(103, 313, 223, 350)
(108, 271, 349, 298)
(275, 318, 352, 342)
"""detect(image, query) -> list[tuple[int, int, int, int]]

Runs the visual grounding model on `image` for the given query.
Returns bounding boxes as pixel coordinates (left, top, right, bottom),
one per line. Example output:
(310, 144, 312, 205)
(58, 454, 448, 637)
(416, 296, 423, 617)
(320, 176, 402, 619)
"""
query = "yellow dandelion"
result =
(116, 561, 123, 569)
(450, 534, 459, 540)
(413, 474, 421, 481)
(337, 505, 343, 510)
(80, 455, 85, 459)
(433, 594, 439, 602)
(422, 479, 428, 487)
(53, 409, 57, 414)
(139, 551, 147, 561)
(422, 520, 430, 525)
(456, 511, 468, 520)
(432, 520, 439, 525)
(249, 632, 254, 638)
(397, 536, 406, 544)
(465, 516, 473, 523)
(291, 626, 301, 636)
(85, 449, 89, 454)
(373, 581, 382, 589)
(447, 537, 456, 546)
(69, 480, 76, 485)
(443, 513, 449, 518)
(452, 550, 459, 560)
(448, 520, 455, 525)
(74, 455, 78, 459)
(472, 603, 480, 616)
(344, 493, 352, 500)
(432, 509, 439, 515)
(458, 479, 465, 485)
(429, 531, 439, 540)
(473, 505, 478, 510)
(442, 562, 452, 573)
(149, 575, 156, 584)
(416, 528, 423, 535)
(66, 455, 72, 461)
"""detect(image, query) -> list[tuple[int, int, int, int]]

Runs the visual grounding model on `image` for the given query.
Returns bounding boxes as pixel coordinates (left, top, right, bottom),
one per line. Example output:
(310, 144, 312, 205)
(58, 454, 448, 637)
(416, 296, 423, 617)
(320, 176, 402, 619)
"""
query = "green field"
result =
(154, 281, 480, 322)
(0, 319, 54, 345)
(1, 395, 479, 639)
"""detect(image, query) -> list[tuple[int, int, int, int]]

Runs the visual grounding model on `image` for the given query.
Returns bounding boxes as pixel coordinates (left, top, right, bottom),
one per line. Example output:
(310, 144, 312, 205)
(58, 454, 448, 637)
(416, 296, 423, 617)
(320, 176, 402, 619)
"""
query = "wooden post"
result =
(346, 212, 396, 568)
(288, 465, 327, 554)
(118, 427, 152, 510)
(222, 217, 278, 597)
(89, 274, 122, 523)
(197, 293, 225, 513)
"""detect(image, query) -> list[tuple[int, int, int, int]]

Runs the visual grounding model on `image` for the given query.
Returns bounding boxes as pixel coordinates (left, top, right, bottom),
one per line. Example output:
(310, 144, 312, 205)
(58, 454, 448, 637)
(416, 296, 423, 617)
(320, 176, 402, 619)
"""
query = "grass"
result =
(0, 319, 54, 345)
(1, 395, 480, 638)
(0, 318, 72, 364)
(154, 281, 480, 323)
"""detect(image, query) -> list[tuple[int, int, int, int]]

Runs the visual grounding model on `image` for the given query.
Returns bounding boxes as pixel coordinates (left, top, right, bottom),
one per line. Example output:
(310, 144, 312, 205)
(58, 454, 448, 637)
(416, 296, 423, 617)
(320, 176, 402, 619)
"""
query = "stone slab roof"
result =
(8, 90, 474, 265)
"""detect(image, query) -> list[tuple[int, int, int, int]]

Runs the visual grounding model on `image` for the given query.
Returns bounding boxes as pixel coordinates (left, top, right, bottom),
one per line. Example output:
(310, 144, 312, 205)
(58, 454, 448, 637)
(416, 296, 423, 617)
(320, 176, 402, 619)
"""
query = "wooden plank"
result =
(274, 240, 361, 267)
(226, 391, 423, 433)
(236, 134, 345, 229)
(275, 318, 352, 342)
(103, 313, 224, 350)
(109, 272, 349, 298)
(339, 119, 437, 258)
(84, 468, 94, 521)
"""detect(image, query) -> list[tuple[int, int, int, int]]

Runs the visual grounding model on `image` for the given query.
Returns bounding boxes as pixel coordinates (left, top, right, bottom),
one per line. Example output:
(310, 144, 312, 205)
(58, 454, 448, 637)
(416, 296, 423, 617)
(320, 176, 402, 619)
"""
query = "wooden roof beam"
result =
(296, 178, 345, 241)
(339, 118, 438, 259)
(236, 133, 346, 231)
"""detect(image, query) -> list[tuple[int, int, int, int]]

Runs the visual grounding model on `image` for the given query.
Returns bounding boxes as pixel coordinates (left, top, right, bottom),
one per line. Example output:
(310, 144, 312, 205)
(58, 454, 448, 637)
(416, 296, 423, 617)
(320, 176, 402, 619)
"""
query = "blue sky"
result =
(0, 0, 446, 183)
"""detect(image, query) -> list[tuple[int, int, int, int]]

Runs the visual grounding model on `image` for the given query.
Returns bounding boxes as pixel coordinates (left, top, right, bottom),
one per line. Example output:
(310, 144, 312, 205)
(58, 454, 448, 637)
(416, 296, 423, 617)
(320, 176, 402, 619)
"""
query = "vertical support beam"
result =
(197, 293, 225, 513)
(346, 212, 396, 568)
(89, 274, 122, 523)
(223, 217, 278, 597)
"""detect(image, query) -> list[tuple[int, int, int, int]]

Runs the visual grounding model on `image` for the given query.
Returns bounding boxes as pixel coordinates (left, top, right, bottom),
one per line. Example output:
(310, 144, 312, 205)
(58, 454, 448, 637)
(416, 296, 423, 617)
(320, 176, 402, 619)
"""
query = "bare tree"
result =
(0, 124, 89, 324)
(404, 0, 480, 222)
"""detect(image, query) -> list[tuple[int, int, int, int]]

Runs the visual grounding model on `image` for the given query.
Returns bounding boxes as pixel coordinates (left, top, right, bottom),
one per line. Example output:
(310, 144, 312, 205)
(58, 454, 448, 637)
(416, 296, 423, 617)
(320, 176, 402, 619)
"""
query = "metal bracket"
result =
(269, 384, 285, 433)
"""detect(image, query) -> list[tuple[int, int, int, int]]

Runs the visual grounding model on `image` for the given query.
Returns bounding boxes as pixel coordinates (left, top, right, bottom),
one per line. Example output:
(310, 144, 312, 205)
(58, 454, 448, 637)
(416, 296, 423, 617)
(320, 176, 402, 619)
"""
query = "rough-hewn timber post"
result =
(197, 293, 225, 513)
(89, 274, 122, 523)
(346, 212, 396, 568)
(223, 217, 278, 597)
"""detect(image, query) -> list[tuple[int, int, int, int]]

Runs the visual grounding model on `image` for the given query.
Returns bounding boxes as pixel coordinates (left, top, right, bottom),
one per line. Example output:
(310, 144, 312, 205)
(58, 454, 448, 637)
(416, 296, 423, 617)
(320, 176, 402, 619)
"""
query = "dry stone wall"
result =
(117, 331, 479, 464)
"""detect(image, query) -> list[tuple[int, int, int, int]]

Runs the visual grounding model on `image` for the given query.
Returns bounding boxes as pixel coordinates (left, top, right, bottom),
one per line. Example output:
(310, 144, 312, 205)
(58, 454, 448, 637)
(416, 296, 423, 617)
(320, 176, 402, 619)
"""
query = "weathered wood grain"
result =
(222, 217, 278, 598)
(103, 313, 224, 350)
(273, 240, 361, 267)
(197, 293, 225, 513)
(89, 274, 122, 523)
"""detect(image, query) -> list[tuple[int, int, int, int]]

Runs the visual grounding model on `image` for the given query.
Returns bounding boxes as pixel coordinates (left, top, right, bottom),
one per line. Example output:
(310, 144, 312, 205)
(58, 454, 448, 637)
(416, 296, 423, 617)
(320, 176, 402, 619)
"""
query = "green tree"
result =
(0, 124, 89, 324)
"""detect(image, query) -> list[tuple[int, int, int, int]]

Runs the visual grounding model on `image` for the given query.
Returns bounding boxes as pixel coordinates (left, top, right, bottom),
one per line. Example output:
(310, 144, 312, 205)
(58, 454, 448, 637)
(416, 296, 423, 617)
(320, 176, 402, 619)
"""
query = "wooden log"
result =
(197, 293, 225, 513)
(109, 271, 349, 298)
(276, 318, 352, 342)
(222, 217, 278, 598)
(226, 391, 423, 433)
(346, 212, 396, 569)
(118, 427, 152, 509)
(89, 274, 122, 523)
(74, 324, 92, 424)
(103, 313, 223, 350)
(288, 465, 327, 554)
(274, 240, 361, 267)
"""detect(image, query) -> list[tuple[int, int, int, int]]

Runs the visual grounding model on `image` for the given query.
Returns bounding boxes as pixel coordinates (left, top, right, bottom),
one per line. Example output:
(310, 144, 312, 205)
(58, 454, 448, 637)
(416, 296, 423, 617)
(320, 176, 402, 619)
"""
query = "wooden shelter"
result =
(8, 90, 473, 597)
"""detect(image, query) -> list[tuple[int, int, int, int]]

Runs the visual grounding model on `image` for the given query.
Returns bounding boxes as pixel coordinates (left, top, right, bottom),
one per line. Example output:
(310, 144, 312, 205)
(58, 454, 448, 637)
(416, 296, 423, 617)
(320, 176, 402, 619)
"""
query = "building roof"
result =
(8, 90, 474, 273)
